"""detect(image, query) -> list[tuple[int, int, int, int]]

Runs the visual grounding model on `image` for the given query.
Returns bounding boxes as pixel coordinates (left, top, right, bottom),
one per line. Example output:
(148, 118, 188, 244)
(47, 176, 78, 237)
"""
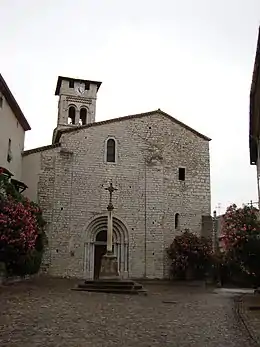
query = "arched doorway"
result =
(84, 215, 129, 279)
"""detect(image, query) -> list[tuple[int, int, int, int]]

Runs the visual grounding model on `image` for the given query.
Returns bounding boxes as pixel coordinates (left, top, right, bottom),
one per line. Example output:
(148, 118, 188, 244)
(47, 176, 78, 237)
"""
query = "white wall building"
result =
(0, 74, 30, 187)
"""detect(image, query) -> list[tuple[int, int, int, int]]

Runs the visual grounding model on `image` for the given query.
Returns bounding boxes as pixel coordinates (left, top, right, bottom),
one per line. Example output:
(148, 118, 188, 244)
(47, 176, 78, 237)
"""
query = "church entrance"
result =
(94, 230, 107, 279)
(84, 215, 129, 279)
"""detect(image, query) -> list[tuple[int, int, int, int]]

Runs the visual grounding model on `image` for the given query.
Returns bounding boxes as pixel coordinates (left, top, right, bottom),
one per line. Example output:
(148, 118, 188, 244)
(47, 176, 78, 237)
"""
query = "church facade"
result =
(20, 76, 211, 279)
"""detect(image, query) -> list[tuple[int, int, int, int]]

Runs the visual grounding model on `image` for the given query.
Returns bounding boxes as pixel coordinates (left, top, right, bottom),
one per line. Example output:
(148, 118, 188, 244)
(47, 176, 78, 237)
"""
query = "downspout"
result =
(257, 136, 260, 212)
(144, 159, 147, 278)
(49, 155, 58, 270)
(143, 130, 151, 279)
(212, 210, 217, 253)
(256, 107, 260, 212)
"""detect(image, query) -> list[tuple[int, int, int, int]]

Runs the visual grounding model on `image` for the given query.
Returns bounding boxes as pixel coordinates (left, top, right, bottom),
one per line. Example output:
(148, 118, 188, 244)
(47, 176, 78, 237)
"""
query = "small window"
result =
(79, 108, 87, 125)
(175, 213, 180, 229)
(106, 139, 116, 162)
(68, 106, 76, 125)
(179, 167, 185, 181)
(69, 80, 74, 88)
(0, 96, 3, 108)
(7, 139, 12, 162)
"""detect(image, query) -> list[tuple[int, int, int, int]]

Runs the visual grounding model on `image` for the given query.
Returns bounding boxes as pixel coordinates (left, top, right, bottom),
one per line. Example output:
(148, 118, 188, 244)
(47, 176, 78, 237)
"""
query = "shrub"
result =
(167, 230, 212, 280)
(221, 204, 260, 286)
(0, 169, 47, 276)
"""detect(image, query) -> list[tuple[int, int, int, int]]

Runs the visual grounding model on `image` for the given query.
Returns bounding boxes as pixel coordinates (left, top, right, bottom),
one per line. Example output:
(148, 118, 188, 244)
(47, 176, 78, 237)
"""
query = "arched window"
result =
(68, 106, 76, 125)
(106, 138, 116, 162)
(79, 108, 87, 125)
(175, 213, 179, 229)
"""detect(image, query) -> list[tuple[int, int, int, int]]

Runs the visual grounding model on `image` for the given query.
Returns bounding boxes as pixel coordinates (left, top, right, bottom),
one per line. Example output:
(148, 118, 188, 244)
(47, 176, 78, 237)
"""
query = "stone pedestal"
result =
(99, 252, 120, 279)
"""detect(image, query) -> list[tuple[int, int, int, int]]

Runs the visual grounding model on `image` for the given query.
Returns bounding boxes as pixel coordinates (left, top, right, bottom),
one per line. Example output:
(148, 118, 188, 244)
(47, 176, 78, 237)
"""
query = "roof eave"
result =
(54, 109, 211, 142)
(0, 74, 31, 131)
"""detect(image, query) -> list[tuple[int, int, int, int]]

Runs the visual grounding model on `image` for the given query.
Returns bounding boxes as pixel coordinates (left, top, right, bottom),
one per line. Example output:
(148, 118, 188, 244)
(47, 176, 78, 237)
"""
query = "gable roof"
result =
(250, 26, 260, 164)
(55, 109, 211, 142)
(0, 74, 31, 131)
(55, 76, 102, 95)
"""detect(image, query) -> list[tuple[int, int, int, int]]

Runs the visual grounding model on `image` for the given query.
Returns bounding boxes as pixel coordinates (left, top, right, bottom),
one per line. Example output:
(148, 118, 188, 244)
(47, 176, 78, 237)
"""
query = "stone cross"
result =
(105, 182, 117, 210)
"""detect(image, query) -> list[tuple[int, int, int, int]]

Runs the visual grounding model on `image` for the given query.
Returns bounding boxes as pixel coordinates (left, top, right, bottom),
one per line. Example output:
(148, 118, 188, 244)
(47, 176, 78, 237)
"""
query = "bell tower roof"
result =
(55, 76, 102, 95)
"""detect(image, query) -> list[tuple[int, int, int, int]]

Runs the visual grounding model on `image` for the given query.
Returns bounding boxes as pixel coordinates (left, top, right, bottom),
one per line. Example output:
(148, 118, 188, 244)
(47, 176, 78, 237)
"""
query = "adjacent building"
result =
(250, 27, 260, 208)
(0, 74, 30, 189)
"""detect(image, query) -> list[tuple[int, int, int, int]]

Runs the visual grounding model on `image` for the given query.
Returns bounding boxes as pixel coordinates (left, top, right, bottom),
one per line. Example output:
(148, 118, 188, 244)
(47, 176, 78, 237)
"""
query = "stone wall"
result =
(201, 215, 213, 240)
(22, 151, 41, 202)
(28, 111, 211, 279)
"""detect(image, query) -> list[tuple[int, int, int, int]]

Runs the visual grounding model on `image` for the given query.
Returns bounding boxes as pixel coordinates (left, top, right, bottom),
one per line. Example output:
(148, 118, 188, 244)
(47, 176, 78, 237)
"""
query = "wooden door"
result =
(94, 244, 107, 279)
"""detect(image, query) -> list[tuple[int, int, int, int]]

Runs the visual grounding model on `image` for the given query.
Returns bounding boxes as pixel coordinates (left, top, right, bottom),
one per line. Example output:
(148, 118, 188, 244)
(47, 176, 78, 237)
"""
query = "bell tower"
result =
(52, 76, 102, 142)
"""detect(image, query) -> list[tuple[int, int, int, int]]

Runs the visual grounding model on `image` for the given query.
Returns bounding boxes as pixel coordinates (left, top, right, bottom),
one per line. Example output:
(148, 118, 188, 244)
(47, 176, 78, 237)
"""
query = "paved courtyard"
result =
(0, 278, 256, 347)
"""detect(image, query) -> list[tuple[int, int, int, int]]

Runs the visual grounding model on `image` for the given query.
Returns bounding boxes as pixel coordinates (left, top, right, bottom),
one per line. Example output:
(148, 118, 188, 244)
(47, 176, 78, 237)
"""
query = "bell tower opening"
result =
(79, 108, 87, 125)
(68, 106, 76, 125)
(52, 76, 102, 143)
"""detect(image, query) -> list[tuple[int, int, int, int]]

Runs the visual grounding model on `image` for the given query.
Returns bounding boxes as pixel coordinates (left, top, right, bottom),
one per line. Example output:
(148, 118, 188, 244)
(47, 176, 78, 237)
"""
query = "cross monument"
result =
(99, 182, 120, 279)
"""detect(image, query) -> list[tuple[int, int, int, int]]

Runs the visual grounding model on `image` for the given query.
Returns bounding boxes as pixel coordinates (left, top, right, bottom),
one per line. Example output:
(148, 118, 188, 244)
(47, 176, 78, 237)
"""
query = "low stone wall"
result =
(0, 261, 47, 286)
(0, 272, 40, 286)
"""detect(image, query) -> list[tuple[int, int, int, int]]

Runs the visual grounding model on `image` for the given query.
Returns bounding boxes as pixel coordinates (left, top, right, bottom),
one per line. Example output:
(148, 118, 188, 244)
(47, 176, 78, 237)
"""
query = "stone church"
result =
(1, 75, 211, 279)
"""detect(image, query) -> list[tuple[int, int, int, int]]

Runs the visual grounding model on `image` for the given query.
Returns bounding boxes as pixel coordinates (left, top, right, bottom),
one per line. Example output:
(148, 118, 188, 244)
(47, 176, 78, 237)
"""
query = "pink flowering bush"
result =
(221, 204, 260, 286)
(167, 231, 212, 280)
(0, 197, 38, 252)
(222, 204, 260, 249)
(0, 169, 46, 276)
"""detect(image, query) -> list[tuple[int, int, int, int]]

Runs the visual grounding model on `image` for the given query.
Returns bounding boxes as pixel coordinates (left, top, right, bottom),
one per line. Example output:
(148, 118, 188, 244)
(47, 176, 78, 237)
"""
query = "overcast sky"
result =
(1, 0, 259, 214)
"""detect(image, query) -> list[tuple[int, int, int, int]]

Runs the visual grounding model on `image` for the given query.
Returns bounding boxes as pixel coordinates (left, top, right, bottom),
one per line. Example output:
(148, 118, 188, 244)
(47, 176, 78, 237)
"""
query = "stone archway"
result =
(84, 215, 129, 279)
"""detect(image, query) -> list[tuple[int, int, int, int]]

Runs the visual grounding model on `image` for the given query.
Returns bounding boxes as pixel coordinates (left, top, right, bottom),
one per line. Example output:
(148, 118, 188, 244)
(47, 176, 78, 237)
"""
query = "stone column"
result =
(75, 109, 80, 125)
(107, 209, 113, 253)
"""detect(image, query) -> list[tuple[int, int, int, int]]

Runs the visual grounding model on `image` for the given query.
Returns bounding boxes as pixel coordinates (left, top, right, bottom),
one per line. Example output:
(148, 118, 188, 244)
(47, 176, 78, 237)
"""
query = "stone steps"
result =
(72, 279, 147, 295)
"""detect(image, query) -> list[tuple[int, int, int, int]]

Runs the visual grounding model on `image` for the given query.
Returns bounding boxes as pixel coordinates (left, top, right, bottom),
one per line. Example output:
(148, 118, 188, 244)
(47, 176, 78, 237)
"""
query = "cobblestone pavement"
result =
(238, 294, 260, 345)
(0, 278, 256, 347)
